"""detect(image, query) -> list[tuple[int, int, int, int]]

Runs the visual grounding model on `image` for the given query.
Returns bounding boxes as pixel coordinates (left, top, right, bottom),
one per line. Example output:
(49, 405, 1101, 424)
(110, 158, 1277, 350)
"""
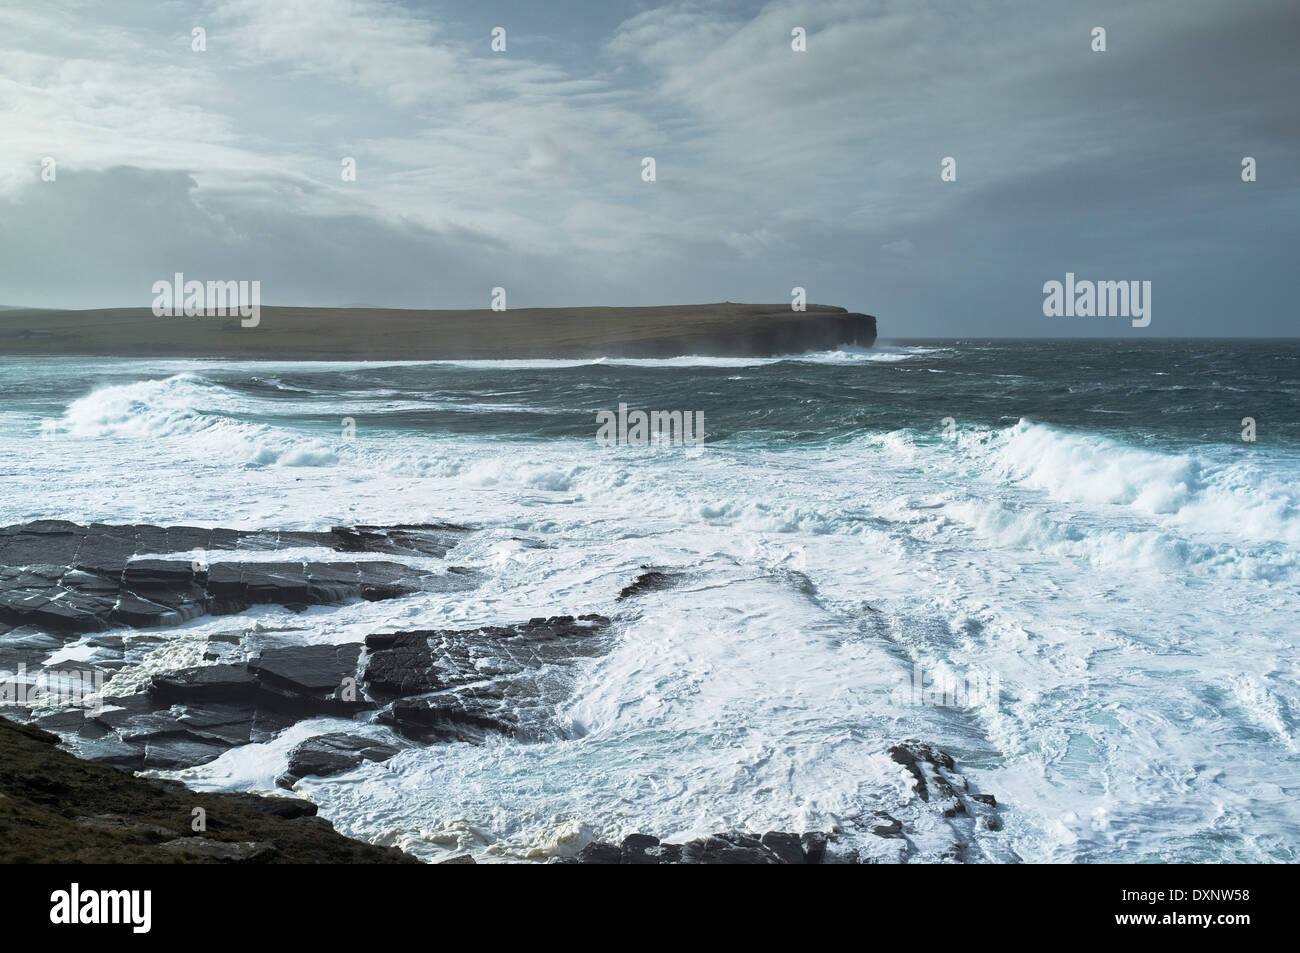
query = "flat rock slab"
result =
(276, 732, 409, 788)
(0, 520, 469, 568)
(35, 642, 370, 771)
(0, 520, 476, 636)
(364, 614, 612, 742)
(23, 612, 622, 773)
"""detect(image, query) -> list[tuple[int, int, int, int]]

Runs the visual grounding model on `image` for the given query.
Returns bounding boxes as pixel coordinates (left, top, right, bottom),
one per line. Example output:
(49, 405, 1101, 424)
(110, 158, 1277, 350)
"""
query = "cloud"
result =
(0, 0, 1296, 335)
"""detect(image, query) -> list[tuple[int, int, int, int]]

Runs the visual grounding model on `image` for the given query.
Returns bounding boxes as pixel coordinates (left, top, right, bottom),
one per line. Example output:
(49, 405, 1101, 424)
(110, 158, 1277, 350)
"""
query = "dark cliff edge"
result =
(0, 715, 416, 863)
(0, 303, 877, 360)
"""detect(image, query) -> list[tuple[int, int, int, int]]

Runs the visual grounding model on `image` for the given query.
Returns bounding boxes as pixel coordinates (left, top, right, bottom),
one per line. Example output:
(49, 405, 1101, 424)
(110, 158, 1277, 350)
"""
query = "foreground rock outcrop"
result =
(18, 612, 610, 772)
(0, 716, 415, 863)
(364, 614, 612, 742)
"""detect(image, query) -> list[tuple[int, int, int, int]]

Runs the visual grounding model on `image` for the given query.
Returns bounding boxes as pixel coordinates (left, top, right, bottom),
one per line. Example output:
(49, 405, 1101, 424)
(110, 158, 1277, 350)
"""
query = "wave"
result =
(968, 420, 1300, 547)
(50, 375, 1300, 569)
(59, 373, 340, 468)
(197, 345, 941, 371)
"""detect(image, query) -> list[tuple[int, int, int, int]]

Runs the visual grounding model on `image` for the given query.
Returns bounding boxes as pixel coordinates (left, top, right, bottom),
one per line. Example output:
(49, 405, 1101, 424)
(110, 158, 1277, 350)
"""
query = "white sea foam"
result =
(956, 419, 1300, 547)
(57, 373, 342, 468)
(6, 364, 1299, 864)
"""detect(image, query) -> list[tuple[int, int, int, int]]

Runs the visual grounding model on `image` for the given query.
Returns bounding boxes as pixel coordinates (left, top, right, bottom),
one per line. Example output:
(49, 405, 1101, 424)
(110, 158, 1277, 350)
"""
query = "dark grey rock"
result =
(616, 568, 684, 600)
(219, 792, 319, 820)
(760, 830, 806, 864)
(574, 841, 622, 864)
(276, 732, 405, 788)
(365, 614, 611, 742)
(41, 642, 370, 771)
(0, 521, 477, 636)
(800, 832, 829, 864)
(871, 812, 904, 838)
(248, 644, 364, 709)
(680, 833, 780, 864)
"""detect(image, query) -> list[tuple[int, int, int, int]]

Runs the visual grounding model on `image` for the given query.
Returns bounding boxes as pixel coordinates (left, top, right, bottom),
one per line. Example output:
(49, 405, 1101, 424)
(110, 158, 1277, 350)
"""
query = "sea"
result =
(1, 339, 1296, 862)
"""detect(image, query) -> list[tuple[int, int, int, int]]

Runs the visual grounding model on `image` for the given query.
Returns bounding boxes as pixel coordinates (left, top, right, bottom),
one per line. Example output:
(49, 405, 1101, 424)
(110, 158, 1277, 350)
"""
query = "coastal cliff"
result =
(0, 302, 876, 360)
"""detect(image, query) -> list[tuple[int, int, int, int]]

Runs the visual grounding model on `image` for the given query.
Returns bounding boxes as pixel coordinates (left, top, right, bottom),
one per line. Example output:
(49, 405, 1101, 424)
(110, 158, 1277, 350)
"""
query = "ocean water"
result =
(1, 339, 1297, 863)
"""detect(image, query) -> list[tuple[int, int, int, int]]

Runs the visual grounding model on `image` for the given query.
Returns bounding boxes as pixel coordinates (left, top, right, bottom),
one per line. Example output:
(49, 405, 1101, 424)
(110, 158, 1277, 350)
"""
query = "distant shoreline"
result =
(0, 302, 877, 360)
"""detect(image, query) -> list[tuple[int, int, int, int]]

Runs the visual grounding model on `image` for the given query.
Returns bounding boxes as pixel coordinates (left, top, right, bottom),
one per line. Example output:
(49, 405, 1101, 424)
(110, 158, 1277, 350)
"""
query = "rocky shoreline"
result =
(1, 519, 1006, 864)
(0, 714, 416, 863)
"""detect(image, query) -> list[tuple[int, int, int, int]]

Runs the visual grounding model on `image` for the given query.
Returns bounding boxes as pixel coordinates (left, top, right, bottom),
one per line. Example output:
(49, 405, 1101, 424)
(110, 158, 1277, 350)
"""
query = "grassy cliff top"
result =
(0, 302, 876, 360)
(0, 716, 416, 863)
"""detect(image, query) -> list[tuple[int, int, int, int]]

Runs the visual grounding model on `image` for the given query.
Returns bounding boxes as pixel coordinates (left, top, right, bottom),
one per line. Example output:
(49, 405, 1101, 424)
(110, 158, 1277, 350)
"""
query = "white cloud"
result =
(0, 0, 1295, 335)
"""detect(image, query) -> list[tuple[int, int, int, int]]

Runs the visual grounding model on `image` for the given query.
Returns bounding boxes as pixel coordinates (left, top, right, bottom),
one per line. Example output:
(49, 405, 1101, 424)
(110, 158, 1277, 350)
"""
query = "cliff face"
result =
(585, 311, 877, 358)
(613, 314, 878, 358)
(0, 302, 876, 360)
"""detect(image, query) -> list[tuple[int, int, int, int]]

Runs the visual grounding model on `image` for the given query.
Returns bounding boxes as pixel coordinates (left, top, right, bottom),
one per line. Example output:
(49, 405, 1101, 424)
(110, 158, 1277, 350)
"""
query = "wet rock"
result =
(968, 793, 1003, 831)
(247, 644, 366, 710)
(889, 739, 964, 819)
(880, 741, 1010, 860)
(375, 694, 515, 743)
(575, 841, 622, 864)
(276, 732, 405, 788)
(620, 833, 668, 864)
(573, 830, 805, 864)
(364, 615, 611, 698)
(18, 596, 617, 776)
(563, 741, 1006, 865)
(680, 833, 781, 864)
(152, 644, 365, 714)
(327, 524, 469, 557)
(616, 568, 683, 600)
(871, 812, 904, 838)
(888, 741, 957, 800)
(219, 793, 319, 821)
(760, 831, 805, 864)
(800, 832, 828, 864)
(0, 627, 63, 670)
(39, 643, 371, 771)
(820, 840, 862, 864)
(364, 614, 611, 742)
(0, 521, 476, 636)
(149, 665, 261, 704)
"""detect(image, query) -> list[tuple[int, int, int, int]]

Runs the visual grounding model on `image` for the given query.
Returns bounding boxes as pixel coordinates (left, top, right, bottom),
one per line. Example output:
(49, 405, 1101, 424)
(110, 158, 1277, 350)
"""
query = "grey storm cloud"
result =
(0, 0, 1295, 336)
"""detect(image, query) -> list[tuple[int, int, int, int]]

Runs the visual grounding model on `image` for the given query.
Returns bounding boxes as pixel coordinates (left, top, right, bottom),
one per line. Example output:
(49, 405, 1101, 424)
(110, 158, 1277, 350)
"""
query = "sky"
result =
(0, 0, 1296, 337)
